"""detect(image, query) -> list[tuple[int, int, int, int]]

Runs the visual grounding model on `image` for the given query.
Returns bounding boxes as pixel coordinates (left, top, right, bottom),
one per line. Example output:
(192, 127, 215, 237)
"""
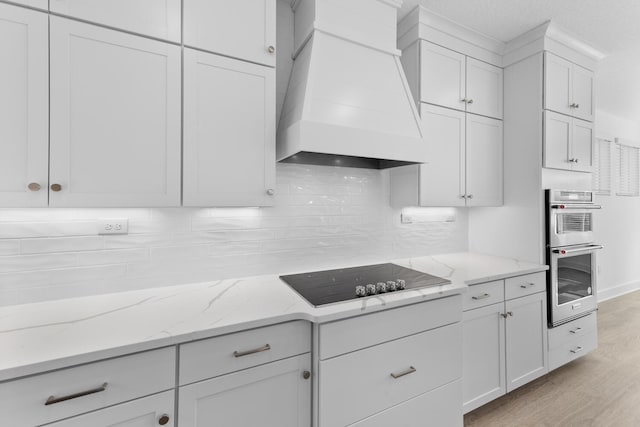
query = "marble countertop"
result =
(0, 252, 546, 382)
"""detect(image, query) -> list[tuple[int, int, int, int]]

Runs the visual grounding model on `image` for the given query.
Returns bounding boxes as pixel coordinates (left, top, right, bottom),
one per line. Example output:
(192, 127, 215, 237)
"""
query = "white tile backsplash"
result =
(0, 164, 468, 306)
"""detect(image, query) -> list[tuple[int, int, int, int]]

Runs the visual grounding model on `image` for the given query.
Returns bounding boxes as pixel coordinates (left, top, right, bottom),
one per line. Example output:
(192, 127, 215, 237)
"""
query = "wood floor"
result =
(464, 290, 640, 427)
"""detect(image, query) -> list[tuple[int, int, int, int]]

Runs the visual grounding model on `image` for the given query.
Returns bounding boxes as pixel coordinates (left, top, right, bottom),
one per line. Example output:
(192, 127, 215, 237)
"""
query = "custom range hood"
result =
(277, 0, 426, 169)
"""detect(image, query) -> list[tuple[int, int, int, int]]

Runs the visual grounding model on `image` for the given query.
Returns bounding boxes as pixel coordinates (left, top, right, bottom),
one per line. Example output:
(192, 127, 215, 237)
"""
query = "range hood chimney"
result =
(277, 0, 426, 169)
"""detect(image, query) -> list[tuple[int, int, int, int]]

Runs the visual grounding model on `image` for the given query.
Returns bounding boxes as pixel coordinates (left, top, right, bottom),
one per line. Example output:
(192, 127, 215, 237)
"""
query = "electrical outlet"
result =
(98, 218, 128, 235)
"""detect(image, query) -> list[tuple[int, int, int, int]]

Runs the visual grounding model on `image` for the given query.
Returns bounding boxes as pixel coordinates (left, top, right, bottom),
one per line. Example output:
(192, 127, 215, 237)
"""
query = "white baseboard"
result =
(598, 280, 640, 302)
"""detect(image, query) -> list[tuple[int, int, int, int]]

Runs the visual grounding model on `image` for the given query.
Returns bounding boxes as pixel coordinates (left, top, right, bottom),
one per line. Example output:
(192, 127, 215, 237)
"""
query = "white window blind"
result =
(592, 137, 612, 195)
(616, 140, 640, 197)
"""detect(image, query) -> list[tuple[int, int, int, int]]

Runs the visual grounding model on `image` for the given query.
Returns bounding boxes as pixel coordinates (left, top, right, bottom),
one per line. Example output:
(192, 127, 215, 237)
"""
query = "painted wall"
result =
(0, 165, 468, 306)
(593, 109, 640, 301)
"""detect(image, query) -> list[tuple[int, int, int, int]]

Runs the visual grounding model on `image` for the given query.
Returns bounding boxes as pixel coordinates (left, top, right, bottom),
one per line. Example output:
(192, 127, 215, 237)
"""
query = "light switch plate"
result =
(98, 218, 128, 235)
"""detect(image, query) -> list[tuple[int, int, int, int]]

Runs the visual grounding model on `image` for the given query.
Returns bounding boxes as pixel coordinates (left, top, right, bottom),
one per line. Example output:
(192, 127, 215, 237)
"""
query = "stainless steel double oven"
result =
(546, 189, 603, 327)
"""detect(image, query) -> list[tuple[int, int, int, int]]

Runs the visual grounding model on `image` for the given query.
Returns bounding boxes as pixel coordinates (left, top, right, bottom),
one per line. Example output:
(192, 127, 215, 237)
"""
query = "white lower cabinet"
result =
(462, 302, 505, 413)
(178, 354, 311, 427)
(462, 273, 548, 414)
(350, 380, 462, 427)
(44, 390, 174, 427)
(505, 291, 548, 391)
(317, 296, 463, 427)
(548, 311, 598, 371)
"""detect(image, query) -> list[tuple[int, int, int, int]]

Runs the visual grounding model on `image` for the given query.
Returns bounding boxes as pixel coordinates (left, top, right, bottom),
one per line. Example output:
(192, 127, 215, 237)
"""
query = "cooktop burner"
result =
(280, 263, 451, 307)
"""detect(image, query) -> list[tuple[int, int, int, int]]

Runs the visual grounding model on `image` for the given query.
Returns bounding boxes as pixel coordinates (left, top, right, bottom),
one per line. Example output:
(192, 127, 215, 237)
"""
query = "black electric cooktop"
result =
(280, 263, 451, 307)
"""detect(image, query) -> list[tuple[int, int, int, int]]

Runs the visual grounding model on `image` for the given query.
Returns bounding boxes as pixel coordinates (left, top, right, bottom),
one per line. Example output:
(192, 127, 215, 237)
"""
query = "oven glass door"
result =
(550, 245, 600, 326)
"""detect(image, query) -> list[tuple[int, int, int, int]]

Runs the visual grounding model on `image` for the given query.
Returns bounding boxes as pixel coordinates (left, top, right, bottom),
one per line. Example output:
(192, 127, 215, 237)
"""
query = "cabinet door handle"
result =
(467, 99, 474, 104)
(233, 344, 271, 358)
(158, 414, 170, 425)
(45, 382, 108, 405)
(501, 313, 508, 318)
(472, 293, 490, 300)
(50, 183, 62, 192)
(569, 327, 583, 334)
(467, 194, 473, 199)
(461, 98, 468, 103)
(267, 45, 275, 53)
(520, 282, 535, 289)
(390, 366, 417, 379)
(28, 182, 41, 191)
(570, 346, 584, 354)
(507, 311, 513, 317)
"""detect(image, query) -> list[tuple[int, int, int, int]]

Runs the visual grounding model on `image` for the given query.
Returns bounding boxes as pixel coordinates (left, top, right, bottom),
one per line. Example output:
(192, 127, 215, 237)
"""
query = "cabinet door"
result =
(572, 65, 594, 122)
(183, 49, 276, 207)
(418, 104, 466, 207)
(184, 0, 276, 67)
(544, 52, 572, 116)
(505, 292, 548, 392)
(543, 110, 572, 170)
(466, 58, 503, 119)
(45, 390, 174, 427)
(49, 18, 181, 207)
(49, 0, 181, 42)
(571, 119, 593, 172)
(178, 354, 311, 427)
(0, 4, 48, 207)
(420, 41, 466, 111)
(462, 302, 505, 414)
(465, 115, 503, 206)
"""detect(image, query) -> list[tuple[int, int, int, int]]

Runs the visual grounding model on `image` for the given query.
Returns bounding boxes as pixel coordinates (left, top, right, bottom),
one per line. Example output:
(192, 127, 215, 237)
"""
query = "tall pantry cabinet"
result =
(0, 0, 276, 208)
(391, 8, 504, 208)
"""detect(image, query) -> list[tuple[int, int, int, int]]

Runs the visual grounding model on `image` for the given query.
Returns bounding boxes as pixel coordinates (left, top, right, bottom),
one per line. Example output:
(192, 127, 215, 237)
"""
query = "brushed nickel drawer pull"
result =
(233, 344, 271, 358)
(520, 282, 535, 289)
(570, 346, 584, 354)
(390, 366, 416, 379)
(472, 293, 490, 300)
(569, 327, 583, 334)
(45, 382, 108, 405)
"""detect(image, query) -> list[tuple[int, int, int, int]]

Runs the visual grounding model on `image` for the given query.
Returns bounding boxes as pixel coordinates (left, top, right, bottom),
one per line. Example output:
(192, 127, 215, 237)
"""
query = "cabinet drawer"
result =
(548, 312, 597, 350)
(505, 272, 546, 300)
(548, 328, 597, 371)
(319, 323, 461, 427)
(49, 0, 181, 42)
(319, 295, 461, 360)
(45, 390, 174, 427)
(179, 321, 310, 385)
(0, 347, 175, 427)
(463, 280, 504, 311)
(349, 380, 462, 427)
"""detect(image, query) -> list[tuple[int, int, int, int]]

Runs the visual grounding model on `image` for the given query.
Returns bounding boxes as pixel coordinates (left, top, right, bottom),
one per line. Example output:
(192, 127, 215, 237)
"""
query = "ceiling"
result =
(398, 0, 640, 123)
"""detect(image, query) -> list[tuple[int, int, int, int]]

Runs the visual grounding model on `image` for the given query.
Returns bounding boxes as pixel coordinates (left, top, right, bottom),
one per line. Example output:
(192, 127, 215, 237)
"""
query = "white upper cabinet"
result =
(391, 104, 502, 208)
(184, 0, 276, 67)
(420, 41, 503, 120)
(6, 0, 47, 10)
(544, 52, 594, 122)
(0, 3, 48, 207)
(420, 41, 466, 112)
(418, 104, 466, 207)
(183, 48, 275, 207)
(544, 110, 593, 172)
(466, 57, 504, 120)
(49, 0, 181, 42)
(49, 17, 181, 207)
(466, 114, 504, 206)
(571, 64, 595, 121)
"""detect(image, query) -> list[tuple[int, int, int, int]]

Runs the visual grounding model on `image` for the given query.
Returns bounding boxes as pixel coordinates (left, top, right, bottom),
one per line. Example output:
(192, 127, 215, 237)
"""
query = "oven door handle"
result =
(550, 204, 602, 210)
(552, 245, 603, 255)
